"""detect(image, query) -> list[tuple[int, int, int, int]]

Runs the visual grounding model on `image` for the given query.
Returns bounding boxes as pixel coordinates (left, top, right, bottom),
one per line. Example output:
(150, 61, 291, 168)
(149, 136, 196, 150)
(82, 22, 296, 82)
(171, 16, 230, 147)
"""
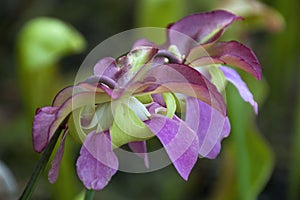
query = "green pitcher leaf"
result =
(16, 17, 86, 116)
(17, 17, 86, 69)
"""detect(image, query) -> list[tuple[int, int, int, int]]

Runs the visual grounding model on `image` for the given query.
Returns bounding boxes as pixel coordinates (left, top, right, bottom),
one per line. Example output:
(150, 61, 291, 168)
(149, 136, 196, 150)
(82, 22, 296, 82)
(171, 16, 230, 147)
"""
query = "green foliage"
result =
(212, 83, 274, 200)
(16, 17, 86, 116)
(136, 0, 185, 44)
(136, 0, 185, 27)
(289, 91, 300, 200)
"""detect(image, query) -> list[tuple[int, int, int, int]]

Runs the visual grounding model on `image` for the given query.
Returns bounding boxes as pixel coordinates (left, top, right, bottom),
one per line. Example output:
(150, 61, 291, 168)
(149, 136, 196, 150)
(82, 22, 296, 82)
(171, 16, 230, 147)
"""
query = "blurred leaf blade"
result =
(136, 0, 185, 27)
(17, 17, 86, 69)
(213, 83, 274, 200)
(16, 17, 86, 115)
(289, 90, 300, 200)
(136, 0, 186, 44)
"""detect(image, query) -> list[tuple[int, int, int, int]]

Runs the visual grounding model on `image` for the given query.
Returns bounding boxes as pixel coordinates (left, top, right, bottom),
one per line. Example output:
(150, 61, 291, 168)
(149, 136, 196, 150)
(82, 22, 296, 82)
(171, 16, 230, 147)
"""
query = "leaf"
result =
(17, 17, 86, 69)
(288, 91, 300, 200)
(135, 0, 185, 45)
(212, 84, 274, 200)
(16, 17, 86, 116)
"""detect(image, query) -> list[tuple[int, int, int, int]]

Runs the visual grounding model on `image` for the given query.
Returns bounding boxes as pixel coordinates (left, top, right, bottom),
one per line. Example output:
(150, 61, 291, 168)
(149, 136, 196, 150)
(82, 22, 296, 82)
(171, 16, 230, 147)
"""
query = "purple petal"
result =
(52, 84, 90, 107)
(168, 10, 242, 54)
(145, 115, 199, 180)
(205, 41, 262, 80)
(94, 57, 119, 81)
(32, 106, 59, 153)
(128, 141, 149, 168)
(185, 97, 230, 158)
(76, 131, 118, 190)
(220, 66, 258, 114)
(146, 102, 162, 115)
(48, 131, 67, 183)
(124, 63, 227, 116)
(151, 94, 166, 107)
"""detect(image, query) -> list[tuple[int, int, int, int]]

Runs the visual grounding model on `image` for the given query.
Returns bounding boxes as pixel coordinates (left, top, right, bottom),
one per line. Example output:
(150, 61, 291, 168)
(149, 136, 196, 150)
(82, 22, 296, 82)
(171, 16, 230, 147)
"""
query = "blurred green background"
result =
(0, 0, 299, 199)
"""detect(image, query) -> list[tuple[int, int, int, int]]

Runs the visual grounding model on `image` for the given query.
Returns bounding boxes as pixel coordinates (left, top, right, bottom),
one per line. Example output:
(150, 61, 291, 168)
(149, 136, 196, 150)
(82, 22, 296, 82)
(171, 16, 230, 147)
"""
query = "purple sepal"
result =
(94, 57, 119, 81)
(145, 115, 199, 180)
(185, 97, 230, 158)
(32, 106, 59, 153)
(48, 131, 67, 183)
(76, 131, 118, 190)
(220, 66, 258, 114)
(205, 41, 262, 80)
(128, 141, 149, 168)
(167, 10, 242, 54)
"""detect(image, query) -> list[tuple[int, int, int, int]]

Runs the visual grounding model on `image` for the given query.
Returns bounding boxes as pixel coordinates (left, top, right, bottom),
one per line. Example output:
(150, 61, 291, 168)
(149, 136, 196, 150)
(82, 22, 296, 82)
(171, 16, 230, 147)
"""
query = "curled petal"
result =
(76, 131, 118, 190)
(205, 41, 262, 80)
(52, 84, 89, 106)
(115, 44, 158, 88)
(33, 106, 59, 153)
(145, 115, 199, 180)
(49, 91, 111, 140)
(48, 131, 67, 183)
(167, 10, 242, 54)
(94, 57, 119, 81)
(220, 66, 258, 114)
(128, 141, 149, 168)
(185, 97, 230, 158)
(123, 63, 227, 116)
(151, 94, 166, 107)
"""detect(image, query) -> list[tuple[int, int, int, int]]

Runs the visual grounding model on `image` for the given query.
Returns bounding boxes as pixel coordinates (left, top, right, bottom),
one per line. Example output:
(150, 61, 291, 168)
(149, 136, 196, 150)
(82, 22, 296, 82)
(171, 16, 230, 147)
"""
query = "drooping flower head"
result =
(32, 10, 261, 190)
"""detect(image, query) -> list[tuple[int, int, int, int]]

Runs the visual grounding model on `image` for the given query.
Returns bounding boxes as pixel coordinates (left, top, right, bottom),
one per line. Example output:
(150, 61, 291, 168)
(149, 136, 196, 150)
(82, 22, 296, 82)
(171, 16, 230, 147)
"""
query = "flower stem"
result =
(84, 189, 95, 200)
(19, 126, 63, 200)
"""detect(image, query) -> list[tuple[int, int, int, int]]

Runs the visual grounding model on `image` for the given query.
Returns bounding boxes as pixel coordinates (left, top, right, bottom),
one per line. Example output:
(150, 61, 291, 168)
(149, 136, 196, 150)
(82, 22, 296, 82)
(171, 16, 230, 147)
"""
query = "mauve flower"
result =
(32, 10, 262, 191)
(32, 39, 226, 190)
(153, 10, 262, 158)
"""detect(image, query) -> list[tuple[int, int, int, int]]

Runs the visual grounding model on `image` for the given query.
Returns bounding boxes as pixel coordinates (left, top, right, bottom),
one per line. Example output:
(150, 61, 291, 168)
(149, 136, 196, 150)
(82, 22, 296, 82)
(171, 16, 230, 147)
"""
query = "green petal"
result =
(110, 103, 153, 147)
(135, 94, 153, 104)
(162, 93, 177, 118)
(208, 65, 227, 93)
(128, 46, 157, 73)
(68, 108, 87, 143)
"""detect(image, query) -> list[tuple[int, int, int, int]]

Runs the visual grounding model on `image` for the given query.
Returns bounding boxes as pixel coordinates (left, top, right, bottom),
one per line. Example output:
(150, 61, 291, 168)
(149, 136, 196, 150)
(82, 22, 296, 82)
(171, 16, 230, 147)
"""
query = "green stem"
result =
(84, 189, 95, 200)
(19, 127, 63, 200)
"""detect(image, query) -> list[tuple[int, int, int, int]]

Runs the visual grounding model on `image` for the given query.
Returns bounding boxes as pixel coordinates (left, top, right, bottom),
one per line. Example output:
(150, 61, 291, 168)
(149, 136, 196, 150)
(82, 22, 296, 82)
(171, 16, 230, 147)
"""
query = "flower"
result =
(163, 10, 261, 113)
(32, 10, 261, 191)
